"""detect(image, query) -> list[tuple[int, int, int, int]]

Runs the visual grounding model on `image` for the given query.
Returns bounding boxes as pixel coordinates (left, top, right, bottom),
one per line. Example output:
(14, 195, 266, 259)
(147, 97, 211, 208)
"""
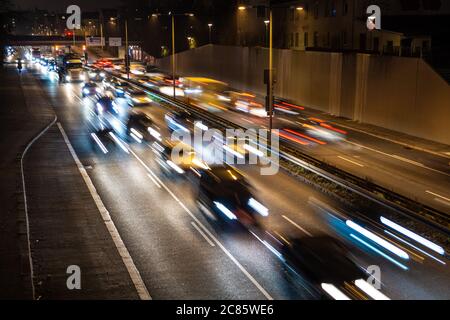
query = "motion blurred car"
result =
(222, 136, 252, 162)
(125, 88, 152, 107)
(196, 165, 269, 227)
(82, 82, 101, 97)
(279, 236, 367, 300)
(94, 94, 116, 116)
(126, 110, 160, 143)
(39, 57, 48, 66)
(88, 69, 106, 82)
(94, 58, 113, 69)
(47, 60, 57, 72)
(228, 91, 267, 117)
(103, 78, 130, 97)
(154, 139, 209, 177)
(300, 117, 347, 141)
(164, 109, 194, 134)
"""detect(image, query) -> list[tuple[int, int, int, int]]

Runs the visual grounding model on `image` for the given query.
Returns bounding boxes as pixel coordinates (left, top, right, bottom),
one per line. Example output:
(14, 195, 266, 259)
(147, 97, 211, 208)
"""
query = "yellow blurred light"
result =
(238, 6, 246, 10)
(296, 6, 304, 11)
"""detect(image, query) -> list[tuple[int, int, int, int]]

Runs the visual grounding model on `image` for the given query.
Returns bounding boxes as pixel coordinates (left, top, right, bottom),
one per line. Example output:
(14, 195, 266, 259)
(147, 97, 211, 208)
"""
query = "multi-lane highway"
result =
(20, 60, 450, 300)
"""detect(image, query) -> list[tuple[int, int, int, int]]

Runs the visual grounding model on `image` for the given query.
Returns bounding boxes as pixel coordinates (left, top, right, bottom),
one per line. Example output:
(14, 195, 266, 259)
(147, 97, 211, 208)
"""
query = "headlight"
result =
(83, 88, 90, 94)
(100, 72, 106, 77)
(89, 72, 96, 78)
(214, 202, 237, 220)
(96, 103, 103, 114)
(80, 74, 85, 81)
(166, 160, 185, 174)
(65, 75, 71, 81)
(95, 87, 101, 93)
(248, 198, 269, 216)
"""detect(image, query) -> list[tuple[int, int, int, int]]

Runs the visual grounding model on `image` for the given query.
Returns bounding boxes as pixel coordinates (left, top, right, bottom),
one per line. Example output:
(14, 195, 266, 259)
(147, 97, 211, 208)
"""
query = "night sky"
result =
(13, 0, 122, 11)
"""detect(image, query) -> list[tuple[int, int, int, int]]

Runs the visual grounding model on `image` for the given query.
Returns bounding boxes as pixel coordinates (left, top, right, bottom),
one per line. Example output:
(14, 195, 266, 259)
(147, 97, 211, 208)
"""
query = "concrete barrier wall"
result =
(156, 45, 450, 145)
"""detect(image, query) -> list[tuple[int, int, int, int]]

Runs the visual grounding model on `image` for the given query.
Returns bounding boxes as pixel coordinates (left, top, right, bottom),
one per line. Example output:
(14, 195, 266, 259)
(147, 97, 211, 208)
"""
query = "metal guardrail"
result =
(98, 68, 450, 234)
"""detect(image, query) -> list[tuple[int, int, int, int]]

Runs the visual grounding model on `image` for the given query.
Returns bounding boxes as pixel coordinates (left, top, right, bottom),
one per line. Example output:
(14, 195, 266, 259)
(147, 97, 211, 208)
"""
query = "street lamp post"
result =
(125, 19, 129, 79)
(171, 13, 176, 98)
(264, 20, 269, 47)
(152, 12, 195, 99)
(208, 23, 213, 44)
(268, 9, 273, 142)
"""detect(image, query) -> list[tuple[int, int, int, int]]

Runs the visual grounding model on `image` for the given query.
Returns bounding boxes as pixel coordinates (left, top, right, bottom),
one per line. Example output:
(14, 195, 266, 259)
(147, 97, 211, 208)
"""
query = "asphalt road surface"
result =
(18, 62, 450, 300)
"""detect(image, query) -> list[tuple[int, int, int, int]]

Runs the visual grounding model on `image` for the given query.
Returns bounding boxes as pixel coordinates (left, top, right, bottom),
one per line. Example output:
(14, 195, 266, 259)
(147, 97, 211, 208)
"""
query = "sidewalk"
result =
(0, 64, 138, 299)
(0, 64, 54, 299)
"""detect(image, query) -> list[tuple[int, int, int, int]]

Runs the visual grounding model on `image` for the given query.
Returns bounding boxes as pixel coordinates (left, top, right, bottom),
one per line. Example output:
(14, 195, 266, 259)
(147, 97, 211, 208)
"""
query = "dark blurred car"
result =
(126, 110, 160, 143)
(47, 60, 57, 72)
(82, 82, 100, 97)
(125, 88, 152, 107)
(103, 77, 130, 97)
(197, 165, 269, 227)
(39, 57, 49, 66)
(280, 236, 366, 299)
(94, 95, 115, 115)
(164, 109, 194, 134)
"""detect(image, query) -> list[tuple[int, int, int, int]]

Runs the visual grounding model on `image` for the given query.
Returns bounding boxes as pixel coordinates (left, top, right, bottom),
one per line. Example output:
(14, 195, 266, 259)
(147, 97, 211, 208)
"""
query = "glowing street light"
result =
(238, 6, 247, 11)
(208, 23, 213, 44)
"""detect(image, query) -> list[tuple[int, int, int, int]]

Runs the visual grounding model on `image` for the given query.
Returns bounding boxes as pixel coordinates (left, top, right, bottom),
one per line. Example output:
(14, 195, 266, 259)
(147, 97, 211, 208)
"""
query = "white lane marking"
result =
(108, 132, 129, 153)
(281, 215, 312, 236)
(390, 154, 424, 167)
(426, 190, 450, 203)
(346, 140, 450, 177)
(334, 122, 450, 160)
(337, 155, 364, 167)
(90, 132, 108, 154)
(191, 221, 215, 247)
(127, 147, 273, 300)
(57, 122, 151, 300)
(21, 114, 57, 300)
(147, 173, 161, 189)
(384, 231, 446, 265)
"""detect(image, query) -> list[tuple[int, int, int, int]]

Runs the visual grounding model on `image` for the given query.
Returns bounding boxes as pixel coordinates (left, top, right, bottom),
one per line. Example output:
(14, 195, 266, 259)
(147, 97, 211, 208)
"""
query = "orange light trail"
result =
(284, 128, 327, 145)
(275, 131, 309, 145)
(281, 101, 305, 110)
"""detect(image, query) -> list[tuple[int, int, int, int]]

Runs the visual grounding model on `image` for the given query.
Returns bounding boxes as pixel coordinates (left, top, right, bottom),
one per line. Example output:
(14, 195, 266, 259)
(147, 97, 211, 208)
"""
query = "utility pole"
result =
(208, 23, 213, 44)
(100, 23, 104, 51)
(171, 14, 176, 99)
(125, 19, 129, 79)
(268, 9, 274, 144)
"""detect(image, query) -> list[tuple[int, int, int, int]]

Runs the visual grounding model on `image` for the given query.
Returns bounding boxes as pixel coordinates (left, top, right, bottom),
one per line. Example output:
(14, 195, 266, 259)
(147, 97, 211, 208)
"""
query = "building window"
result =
(314, 1, 319, 19)
(295, 32, 299, 47)
(343, 0, 348, 16)
(313, 31, 319, 47)
(305, 4, 309, 19)
(304, 32, 309, 48)
(290, 33, 294, 47)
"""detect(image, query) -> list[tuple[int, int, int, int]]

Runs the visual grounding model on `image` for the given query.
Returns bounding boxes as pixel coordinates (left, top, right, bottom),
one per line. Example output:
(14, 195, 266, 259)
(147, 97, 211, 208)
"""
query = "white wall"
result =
(157, 45, 450, 145)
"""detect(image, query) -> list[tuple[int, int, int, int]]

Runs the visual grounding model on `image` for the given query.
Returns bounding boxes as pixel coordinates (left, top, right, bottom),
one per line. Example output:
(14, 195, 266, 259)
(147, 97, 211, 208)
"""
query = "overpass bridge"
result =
(1, 35, 142, 47)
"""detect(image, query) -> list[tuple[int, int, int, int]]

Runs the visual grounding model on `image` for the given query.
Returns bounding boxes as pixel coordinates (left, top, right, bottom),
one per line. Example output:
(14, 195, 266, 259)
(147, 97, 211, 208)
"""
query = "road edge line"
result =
(21, 114, 58, 300)
(57, 122, 151, 300)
